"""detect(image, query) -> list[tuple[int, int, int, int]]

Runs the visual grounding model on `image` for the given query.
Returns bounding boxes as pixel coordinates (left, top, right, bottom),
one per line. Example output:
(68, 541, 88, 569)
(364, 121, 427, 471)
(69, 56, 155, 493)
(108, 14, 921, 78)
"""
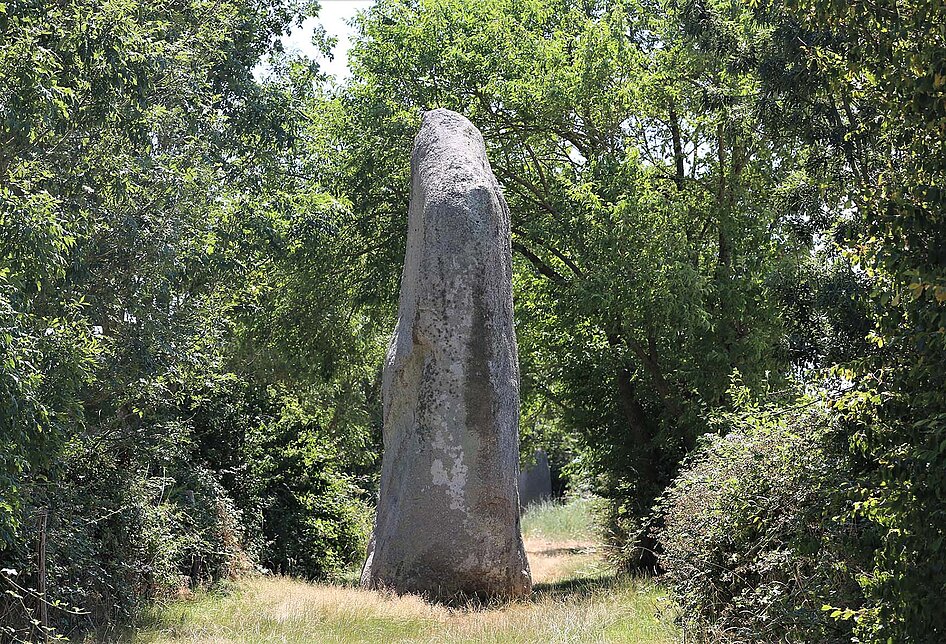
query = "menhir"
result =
(361, 108, 531, 601)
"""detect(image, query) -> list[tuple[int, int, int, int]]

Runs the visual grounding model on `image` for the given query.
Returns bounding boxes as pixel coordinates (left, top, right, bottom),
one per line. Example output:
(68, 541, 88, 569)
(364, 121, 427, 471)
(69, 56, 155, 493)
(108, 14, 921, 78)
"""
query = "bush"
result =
(0, 441, 253, 641)
(0, 373, 375, 642)
(185, 379, 376, 581)
(246, 409, 373, 580)
(655, 400, 870, 642)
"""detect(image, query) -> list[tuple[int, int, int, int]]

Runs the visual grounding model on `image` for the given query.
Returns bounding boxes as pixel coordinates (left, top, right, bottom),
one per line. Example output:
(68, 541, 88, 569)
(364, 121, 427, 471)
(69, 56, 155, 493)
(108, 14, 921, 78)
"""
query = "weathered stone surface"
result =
(518, 449, 552, 510)
(361, 108, 531, 601)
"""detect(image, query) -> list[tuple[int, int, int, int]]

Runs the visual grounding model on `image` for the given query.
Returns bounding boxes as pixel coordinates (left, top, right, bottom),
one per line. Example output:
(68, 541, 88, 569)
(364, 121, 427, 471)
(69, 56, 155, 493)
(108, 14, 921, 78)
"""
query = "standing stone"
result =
(518, 449, 553, 510)
(361, 108, 531, 600)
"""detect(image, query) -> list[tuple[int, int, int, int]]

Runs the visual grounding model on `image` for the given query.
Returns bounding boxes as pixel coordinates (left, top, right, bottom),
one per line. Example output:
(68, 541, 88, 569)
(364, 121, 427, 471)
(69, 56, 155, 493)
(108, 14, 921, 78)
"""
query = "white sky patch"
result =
(282, 1, 374, 82)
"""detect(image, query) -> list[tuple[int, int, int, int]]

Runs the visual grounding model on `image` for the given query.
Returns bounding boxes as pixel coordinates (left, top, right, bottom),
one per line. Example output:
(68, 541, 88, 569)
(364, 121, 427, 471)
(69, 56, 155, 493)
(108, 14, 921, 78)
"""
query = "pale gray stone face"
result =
(361, 108, 531, 601)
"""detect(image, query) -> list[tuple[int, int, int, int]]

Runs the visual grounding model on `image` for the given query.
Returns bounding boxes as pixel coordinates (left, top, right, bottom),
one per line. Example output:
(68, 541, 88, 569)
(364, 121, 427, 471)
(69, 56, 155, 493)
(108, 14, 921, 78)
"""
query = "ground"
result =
(123, 499, 679, 643)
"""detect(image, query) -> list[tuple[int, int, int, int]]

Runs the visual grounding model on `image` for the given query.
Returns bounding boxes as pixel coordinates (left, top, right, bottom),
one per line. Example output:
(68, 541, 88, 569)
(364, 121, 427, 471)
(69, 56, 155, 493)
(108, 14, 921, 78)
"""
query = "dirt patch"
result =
(524, 536, 603, 585)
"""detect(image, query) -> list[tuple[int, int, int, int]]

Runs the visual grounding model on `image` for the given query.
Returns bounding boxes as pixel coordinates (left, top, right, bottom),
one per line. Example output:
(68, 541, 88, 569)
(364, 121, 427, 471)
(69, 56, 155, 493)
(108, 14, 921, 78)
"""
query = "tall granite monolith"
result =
(361, 108, 531, 601)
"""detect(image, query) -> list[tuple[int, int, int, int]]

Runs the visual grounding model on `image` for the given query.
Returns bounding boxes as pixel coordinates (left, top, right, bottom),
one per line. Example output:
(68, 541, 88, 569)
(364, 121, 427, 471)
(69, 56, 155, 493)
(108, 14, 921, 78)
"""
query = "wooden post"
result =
(36, 508, 48, 643)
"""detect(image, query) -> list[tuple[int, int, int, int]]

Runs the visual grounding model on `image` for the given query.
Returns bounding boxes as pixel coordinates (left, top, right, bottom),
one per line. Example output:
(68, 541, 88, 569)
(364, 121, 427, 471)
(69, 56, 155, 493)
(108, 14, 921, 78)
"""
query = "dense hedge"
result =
(0, 2, 381, 640)
(0, 376, 375, 641)
(656, 400, 873, 642)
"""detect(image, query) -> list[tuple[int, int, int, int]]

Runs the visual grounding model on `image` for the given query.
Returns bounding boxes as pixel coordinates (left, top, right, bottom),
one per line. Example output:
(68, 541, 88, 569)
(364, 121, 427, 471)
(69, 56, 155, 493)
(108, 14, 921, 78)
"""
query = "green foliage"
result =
(720, 0, 946, 638)
(0, 0, 380, 639)
(2, 0, 943, 640)
(656, 393, 870, 642)
(244, 391, 373, 580)
(341, 0, 825, 568)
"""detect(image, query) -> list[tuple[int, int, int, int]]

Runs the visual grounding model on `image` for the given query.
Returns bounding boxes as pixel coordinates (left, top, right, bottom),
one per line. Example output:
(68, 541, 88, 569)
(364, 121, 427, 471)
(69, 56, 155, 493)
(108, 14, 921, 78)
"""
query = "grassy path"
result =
(125, 500, 679, 643)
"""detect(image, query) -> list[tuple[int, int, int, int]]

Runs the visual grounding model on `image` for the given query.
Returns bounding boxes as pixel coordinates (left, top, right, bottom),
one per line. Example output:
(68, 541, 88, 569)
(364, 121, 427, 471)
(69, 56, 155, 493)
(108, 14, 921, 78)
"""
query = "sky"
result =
(281, 1, 374, 81)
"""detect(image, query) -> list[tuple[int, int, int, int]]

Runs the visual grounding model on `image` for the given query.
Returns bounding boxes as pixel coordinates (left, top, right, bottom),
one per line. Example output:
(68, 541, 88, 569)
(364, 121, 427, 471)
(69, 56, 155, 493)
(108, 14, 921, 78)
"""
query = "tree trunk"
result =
(614, 366, 657, 483)
(668, 103, 686, 191)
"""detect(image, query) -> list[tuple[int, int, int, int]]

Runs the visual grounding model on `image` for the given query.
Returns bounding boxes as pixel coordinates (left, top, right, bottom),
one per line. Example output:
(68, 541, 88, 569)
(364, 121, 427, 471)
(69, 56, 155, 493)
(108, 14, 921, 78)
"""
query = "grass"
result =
(521, 497, 601, 542)
(121, 499, 679, 643)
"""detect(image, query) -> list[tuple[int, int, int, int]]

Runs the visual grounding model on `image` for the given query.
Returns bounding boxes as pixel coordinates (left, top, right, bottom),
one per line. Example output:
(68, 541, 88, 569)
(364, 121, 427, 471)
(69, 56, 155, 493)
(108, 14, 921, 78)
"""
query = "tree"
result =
(0, 1, 380, 637)
(338, 0, 821, 566)
(688, 0, 946, 638)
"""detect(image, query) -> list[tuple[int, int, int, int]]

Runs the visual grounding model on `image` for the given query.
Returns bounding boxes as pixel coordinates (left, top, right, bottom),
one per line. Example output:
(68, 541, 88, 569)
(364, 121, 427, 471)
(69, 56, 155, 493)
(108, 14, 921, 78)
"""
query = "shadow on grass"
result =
(438, 570, 649, 611)
(527, 545, 598, 557)
(530, 571, 621, 599)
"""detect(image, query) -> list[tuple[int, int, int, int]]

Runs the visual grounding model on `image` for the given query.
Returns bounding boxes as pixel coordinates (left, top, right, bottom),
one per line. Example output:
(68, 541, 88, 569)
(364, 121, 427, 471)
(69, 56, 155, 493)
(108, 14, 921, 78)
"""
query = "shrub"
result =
(0, 374, 375, 641)
(655, 400, 870, 642)
(0, 443, 252, 641)
(246, 406, 373, 580)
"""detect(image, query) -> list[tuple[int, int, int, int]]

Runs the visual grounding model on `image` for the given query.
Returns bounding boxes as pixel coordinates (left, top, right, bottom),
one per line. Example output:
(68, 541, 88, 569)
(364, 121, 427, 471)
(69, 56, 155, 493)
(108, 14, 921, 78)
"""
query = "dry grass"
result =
(523, 535, 600, 584)
(123, 500, 679, 643)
